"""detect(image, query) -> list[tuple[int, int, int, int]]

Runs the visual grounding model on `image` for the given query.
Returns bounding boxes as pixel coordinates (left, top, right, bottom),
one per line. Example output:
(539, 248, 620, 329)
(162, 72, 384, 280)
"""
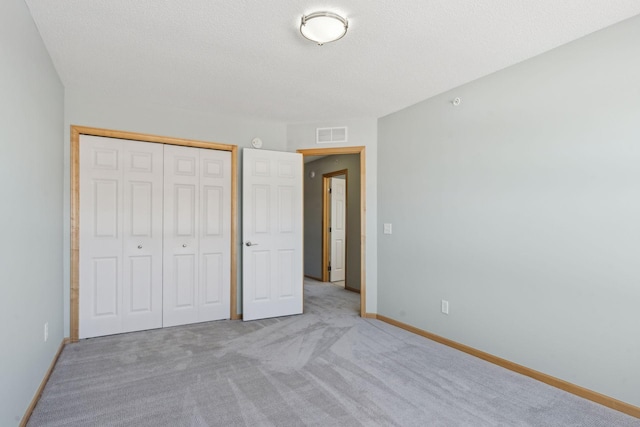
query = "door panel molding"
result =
(71, 125, 238, 342)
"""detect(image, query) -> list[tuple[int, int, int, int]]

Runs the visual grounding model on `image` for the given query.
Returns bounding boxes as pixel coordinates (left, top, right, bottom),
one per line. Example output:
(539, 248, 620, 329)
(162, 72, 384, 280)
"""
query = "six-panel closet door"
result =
(162, 145, 231, 327)
(79, 135, 231, 338)
(79, 136, 164, 339)
(122, 140, 164, 333)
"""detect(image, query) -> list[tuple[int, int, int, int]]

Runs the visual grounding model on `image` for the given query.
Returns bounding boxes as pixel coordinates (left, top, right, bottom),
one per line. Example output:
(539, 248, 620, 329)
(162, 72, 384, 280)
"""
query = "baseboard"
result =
(372, 314, 640, 419)
(20, 338, 69, 427)
(344, 285, 361, 294)
(304, 275, 323, 281)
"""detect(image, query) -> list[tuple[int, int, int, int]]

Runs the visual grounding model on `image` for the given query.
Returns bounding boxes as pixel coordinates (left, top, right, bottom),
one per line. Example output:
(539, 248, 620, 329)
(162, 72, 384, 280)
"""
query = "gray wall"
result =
(0, 0, 64, 424)
(304, 154, 361, 290)
(63, 91, 288, 328)
(378, 15, 640, 406)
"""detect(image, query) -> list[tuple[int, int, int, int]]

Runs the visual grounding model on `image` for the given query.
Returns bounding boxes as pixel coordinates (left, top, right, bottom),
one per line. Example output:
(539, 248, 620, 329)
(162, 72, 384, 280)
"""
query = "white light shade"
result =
(300, 12, 348, 45)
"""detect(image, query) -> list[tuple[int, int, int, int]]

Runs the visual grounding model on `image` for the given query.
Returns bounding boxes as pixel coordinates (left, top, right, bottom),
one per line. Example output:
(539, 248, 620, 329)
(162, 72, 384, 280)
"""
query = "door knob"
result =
(182, 244, 187, 248)
(245, 241, 259, 247)
(137, 244, 143, 249)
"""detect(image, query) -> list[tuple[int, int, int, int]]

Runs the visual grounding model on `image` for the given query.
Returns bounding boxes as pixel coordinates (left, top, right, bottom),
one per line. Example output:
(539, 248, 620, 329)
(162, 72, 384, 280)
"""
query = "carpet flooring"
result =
(28, 280, 638, 426)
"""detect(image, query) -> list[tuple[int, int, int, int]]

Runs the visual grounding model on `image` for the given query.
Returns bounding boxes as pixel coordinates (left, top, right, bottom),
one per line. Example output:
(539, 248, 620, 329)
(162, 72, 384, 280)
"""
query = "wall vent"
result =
(316, 127, 348, 144)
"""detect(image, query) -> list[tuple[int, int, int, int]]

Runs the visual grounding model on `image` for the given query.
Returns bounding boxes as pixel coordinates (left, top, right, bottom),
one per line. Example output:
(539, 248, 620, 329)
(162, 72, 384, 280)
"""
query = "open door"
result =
(329, 176, 346, 282)
(242, 148, 303, 321)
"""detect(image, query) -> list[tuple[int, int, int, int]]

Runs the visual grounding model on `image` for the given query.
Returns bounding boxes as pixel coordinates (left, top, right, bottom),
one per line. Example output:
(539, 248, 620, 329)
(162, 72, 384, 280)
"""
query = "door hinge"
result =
(329, 227, 332, 232)
(328, 265, 332, 271)
(329, 188, 332, 193)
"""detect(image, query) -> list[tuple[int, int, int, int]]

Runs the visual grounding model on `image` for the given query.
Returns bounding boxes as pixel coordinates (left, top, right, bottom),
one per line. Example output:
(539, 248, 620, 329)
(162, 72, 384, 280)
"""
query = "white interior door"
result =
(163, 145, 231, 327)
(330, 177, 346, 282)
(80, 137, 231, 336)
(198, 148, 231, 322)
(122, 140, 164, 333)
(163, 145, 200, 327)
(79, 135, 163, 338)
(242, 148, 303, 321)
(79, 136, 124, 338)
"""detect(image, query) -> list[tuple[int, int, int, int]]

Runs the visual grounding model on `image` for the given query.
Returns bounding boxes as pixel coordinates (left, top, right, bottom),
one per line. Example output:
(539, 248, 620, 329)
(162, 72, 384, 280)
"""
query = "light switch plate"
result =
(441, 300, 449, 315)
(383, 223, 392, 234)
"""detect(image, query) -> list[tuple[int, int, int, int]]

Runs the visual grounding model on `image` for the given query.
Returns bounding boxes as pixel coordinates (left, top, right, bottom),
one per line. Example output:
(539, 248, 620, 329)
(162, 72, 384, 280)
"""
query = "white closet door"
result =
(198, 149, 231, 321)
(81, 137, 231, 336)
(80, 136, 164, 338)
(122, 141, 164, 333)
(163, 145, 231, 326)
(163, 145, 200, 327)
(79, 135, 124, 338)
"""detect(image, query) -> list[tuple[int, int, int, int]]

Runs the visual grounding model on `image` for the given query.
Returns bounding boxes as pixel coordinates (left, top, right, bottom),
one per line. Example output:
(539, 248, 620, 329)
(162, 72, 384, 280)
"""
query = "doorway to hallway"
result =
(297, 147, 365, 317)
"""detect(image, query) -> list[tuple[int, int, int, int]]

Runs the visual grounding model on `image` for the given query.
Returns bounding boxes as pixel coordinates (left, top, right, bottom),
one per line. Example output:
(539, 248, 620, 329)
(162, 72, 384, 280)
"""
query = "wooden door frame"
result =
(322, 170, 348, 283)
(70, 125, 238, 342)
(297, 146, 366, 317)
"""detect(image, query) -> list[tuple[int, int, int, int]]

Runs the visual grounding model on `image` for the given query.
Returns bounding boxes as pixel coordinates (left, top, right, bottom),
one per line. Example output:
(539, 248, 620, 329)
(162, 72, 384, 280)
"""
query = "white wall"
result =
(287, 118, 378, 313)
(63, 91, 288, 331)
(378, 15, 640, 406)
(0, 0, 64, 424)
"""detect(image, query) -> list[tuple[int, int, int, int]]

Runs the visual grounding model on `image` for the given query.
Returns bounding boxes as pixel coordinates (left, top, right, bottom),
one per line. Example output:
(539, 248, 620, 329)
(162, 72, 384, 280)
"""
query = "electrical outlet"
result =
(44, 322, 48, 342)
(441, 300, 449, 315)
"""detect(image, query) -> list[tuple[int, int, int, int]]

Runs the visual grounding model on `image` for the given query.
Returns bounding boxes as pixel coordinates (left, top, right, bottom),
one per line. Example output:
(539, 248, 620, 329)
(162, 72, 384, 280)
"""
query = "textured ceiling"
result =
(24, 1, 640, 123)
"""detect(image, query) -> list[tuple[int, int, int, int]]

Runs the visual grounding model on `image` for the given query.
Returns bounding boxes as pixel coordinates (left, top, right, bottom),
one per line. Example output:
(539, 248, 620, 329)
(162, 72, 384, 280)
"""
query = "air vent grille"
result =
(316, 127, 348, 144)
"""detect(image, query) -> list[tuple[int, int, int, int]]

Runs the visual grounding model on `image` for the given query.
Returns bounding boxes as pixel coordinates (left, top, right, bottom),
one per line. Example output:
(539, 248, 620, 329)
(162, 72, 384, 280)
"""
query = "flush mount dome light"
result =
(300, 11, 348, 45)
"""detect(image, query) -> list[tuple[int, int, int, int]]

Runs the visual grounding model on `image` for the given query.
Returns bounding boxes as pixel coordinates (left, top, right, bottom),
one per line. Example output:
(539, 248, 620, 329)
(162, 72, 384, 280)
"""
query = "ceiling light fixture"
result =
(300, 11, 348, 46)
